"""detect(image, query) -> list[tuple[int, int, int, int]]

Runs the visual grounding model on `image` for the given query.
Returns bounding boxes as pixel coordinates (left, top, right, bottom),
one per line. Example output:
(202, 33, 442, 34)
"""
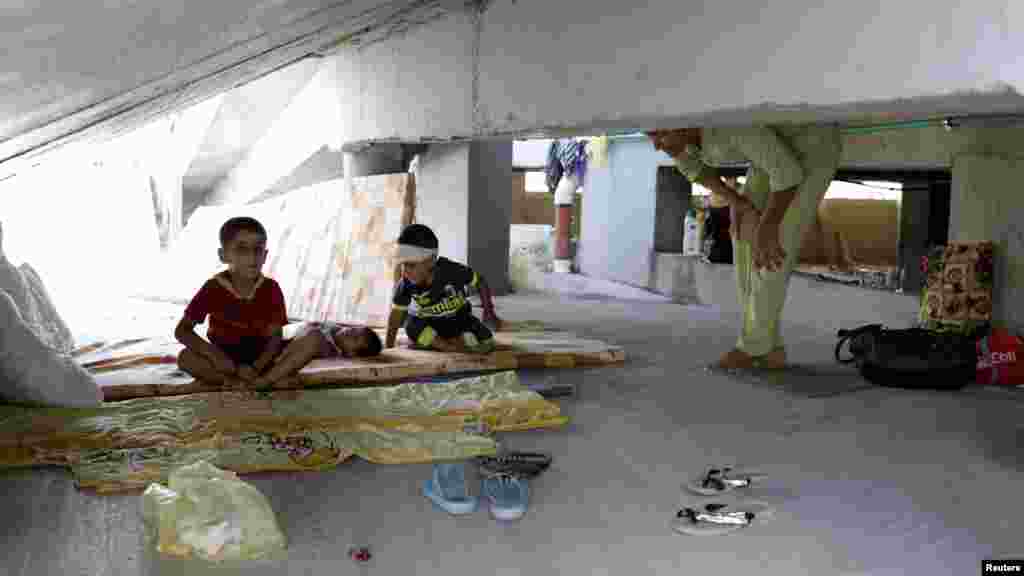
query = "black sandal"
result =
(678, 504, 756, 526)
(685, 466, 765, 496)
(477, 451, 552, 478)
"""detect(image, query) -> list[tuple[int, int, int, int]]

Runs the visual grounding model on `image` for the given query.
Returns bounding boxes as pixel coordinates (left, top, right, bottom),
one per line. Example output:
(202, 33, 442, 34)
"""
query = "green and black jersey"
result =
(392, 257, 480, 319)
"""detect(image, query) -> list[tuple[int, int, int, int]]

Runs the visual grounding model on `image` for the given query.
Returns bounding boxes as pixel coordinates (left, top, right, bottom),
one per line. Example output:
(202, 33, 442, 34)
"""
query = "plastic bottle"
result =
(683, 209, 700, 256)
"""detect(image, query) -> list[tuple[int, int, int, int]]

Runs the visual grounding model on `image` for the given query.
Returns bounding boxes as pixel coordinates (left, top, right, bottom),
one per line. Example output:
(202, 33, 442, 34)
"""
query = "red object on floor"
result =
(349, 546, 372, 563)
(555, 205, 572, 260)
(976, 328, 1024, 386)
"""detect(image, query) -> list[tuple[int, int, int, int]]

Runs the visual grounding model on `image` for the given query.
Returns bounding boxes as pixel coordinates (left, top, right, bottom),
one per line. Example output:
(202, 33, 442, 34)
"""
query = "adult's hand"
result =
(753, 219, 786, 272)
(730, 197, 761, 242)
(732, 195, 758, 217)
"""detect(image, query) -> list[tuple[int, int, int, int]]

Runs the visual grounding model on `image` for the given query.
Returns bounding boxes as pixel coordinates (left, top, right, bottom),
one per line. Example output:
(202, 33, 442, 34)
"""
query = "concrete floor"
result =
(1, 291, 1022, 575)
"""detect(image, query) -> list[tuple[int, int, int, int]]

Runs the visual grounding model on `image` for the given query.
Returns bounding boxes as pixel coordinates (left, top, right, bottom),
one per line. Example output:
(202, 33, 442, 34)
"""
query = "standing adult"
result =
(649, 124, 841, 369)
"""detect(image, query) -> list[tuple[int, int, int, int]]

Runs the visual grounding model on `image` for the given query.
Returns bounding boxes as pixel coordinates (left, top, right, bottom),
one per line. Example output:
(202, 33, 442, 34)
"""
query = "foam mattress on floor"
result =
(77, 325, 624, 402)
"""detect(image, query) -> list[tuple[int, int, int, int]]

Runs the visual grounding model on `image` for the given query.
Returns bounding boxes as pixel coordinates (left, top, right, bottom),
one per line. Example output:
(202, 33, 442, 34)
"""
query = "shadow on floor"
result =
(706, 363, 876, 399)
(978, 425, 1024, 471)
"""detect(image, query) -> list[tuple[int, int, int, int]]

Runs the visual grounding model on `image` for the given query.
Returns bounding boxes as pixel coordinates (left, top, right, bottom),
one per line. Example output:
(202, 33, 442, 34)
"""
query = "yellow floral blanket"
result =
(0, 371, 568, 493)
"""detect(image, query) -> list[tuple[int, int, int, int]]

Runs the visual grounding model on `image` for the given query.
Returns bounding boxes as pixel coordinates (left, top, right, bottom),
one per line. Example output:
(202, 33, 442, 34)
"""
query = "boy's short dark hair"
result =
(357, 327, 383, 357)
(397, 224, 438, 250)
(219, 217, 267, 247)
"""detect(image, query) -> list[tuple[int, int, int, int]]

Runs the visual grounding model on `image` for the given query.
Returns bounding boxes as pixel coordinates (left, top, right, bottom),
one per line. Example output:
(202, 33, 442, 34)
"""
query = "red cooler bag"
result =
(976, 328, 1024, 386)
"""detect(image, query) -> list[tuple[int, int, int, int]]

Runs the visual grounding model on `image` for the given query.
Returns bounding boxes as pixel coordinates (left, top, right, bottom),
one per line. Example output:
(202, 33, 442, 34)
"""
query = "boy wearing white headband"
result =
(385, 224, 503, 353)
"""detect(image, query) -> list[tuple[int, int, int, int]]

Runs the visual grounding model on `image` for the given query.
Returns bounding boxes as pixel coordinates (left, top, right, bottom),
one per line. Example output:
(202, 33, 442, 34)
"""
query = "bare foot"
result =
(716, 349, 755, 370)
(756, 347, 787, 370)
(266, 376, 301, 389)
(716, 348, 786, 370)
(222, 376, 249, 390)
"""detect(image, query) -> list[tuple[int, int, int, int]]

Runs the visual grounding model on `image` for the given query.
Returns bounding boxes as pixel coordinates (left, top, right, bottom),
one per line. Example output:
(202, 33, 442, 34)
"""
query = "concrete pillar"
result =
(951, 154, 1024, 333)
(413, 141, 512, 295)
(897, 184, 931, 293)
(928, 179, 951, 248)
(653, 165, 691, 253)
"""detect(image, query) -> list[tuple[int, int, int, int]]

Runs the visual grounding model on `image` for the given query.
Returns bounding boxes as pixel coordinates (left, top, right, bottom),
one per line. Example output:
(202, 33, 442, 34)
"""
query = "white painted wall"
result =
(513, 139, 552, 169)
(579, 162, 611, 281)
(579, 137, 668, 288)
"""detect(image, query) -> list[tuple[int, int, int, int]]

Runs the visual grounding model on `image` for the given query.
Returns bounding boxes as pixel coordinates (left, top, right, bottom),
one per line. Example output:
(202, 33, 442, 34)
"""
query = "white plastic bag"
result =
(140, 461, 286, 561)
(509, 225, 554, 292)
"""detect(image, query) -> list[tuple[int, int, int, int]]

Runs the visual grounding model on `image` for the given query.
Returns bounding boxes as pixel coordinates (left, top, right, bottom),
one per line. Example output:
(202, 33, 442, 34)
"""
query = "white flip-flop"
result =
(684, 467, 767, 496)
(671, 501, 774, 536)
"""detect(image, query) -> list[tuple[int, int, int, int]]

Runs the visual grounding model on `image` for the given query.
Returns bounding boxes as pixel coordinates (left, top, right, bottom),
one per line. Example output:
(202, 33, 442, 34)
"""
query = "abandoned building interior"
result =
(1, 1, 1023, 574)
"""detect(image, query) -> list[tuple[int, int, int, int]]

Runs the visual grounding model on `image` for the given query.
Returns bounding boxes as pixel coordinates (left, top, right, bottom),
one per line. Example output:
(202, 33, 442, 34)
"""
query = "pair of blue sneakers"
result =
(422, 458, 541, 521)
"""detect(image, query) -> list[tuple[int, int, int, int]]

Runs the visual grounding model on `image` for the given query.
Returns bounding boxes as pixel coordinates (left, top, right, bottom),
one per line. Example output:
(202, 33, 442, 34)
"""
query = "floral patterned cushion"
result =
(919, 241, 995, 334)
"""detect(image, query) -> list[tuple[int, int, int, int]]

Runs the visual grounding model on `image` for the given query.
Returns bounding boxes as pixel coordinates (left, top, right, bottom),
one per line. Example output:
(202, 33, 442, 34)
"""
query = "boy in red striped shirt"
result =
(175, 217, 381, 388)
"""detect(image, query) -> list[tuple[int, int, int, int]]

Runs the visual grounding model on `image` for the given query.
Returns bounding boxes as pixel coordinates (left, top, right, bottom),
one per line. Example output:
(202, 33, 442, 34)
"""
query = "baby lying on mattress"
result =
(175, 216, 381, 389)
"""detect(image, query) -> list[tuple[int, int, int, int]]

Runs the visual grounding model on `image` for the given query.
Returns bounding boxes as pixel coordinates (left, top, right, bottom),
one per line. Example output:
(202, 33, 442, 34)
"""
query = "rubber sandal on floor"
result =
(477, 451, 552, 478)
(671, 501, 774, 536)
(422, 462, 478, 515)
(684, 467, 766, 496)
(483, 473, 529, 521)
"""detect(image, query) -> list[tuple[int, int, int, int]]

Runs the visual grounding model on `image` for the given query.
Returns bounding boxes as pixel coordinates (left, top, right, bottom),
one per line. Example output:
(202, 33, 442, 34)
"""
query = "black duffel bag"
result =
(835, 324, 978, 390)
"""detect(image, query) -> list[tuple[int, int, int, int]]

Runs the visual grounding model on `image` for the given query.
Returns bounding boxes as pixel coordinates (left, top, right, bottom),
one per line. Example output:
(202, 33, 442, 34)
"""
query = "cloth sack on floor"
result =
(0, 289, 102, 407)
(141, 461, 286, 561)
(0, 221, 74, 353)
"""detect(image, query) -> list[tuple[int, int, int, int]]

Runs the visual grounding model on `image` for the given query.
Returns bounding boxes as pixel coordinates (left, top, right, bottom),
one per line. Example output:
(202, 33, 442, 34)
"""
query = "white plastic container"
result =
(683, 209, 701, 256)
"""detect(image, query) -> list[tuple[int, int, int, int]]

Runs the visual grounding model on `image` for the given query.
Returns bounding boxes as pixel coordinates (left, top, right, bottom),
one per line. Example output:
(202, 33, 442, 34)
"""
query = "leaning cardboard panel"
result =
(919, 241, 995, 334)
(266, 173, 415, 328)
(144, 174, 414, 328)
